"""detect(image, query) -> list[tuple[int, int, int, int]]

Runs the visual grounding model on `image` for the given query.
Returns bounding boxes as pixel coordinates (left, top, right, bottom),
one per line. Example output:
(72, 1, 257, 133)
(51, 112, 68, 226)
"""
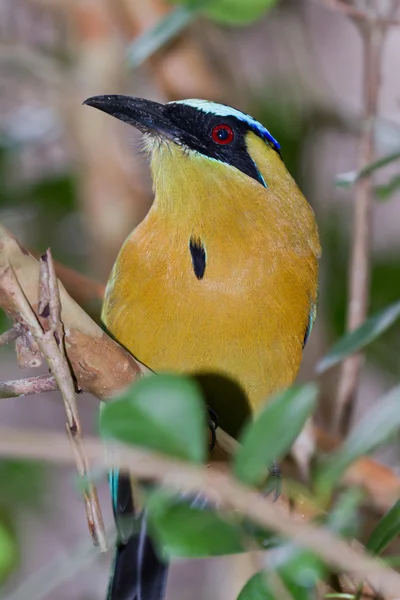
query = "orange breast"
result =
(102, 205, 318, 411)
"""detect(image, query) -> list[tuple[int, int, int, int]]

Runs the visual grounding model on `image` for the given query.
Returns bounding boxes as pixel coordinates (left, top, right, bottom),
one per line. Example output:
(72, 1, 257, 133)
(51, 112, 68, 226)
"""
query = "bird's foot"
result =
(207, 406, 219, 451)
(263, 460, 282, 502)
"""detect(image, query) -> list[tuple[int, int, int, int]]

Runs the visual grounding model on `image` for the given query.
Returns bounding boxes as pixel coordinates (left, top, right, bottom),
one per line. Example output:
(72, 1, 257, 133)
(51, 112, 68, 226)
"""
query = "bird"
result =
(83, 94, 321, 600)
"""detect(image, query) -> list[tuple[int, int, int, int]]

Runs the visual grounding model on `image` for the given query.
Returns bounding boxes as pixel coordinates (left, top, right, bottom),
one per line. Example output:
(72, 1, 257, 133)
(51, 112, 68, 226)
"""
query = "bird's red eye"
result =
(211, 124, 234, 145)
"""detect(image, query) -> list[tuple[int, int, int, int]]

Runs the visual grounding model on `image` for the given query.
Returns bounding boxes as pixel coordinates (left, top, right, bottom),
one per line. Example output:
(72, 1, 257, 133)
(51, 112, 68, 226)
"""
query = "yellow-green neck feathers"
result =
(147, 132, 320, 262)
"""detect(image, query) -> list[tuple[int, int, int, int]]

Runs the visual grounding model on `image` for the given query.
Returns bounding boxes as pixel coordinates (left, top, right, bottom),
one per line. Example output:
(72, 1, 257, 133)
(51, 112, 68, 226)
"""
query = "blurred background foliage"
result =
(0, 0, 400, 598)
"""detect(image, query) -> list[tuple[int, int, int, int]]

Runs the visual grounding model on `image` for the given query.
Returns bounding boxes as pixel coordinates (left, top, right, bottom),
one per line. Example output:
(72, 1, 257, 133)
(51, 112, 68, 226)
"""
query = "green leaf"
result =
(99, 373, 206, 463)
(335, 150, 400, 188)
(147, 493, 244, 558)
(234, 384, 317, 486)
(237, 546, 323, 600)
(237, 572, 275, 600)
(174, 0, 278, 25)
(126, 6, 196, 69)
(375, 174, 400, 201)
(0, 520, 18, 583)
(317, 300, 400, 373)
(366, 498, 400, 555)
(316, 385, 400, 496)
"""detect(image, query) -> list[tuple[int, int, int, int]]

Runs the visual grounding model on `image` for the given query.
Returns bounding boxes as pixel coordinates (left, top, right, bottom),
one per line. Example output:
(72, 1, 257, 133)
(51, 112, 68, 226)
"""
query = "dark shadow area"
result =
(192, 372, 252, 439)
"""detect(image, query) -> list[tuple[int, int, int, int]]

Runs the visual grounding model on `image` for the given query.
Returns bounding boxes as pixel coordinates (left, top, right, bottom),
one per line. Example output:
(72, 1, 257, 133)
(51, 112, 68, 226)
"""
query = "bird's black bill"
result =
(83, 94, 271, 186)
(83, 95, 183, 142)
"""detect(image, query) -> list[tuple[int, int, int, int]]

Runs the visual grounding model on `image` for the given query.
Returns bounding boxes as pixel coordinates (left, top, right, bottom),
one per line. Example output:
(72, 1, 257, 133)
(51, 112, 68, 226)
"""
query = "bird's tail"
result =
(107, 513, 168, 600)
(107, 471, 168, 600)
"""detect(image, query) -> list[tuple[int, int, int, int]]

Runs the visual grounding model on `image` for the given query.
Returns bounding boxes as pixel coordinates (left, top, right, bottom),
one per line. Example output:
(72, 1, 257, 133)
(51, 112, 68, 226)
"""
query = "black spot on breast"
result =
(189, 236, 206, 280)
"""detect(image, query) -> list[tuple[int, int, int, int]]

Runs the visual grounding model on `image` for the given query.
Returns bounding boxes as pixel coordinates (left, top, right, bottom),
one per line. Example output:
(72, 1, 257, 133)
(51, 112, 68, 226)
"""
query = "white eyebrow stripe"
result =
(170, 99, 280, 150)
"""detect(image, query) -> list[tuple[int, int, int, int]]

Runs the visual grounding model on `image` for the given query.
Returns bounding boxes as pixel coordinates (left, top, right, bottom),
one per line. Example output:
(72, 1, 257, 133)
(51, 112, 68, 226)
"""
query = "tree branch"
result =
(332, 13, 390, 433)
(0, 254, 107, 550)
(0, 223, 145, 398)
(0, 325, 22, 347)
(0, 374, 57, 398)
(1, 427, 400, 598)
(0, 224, 146, 549)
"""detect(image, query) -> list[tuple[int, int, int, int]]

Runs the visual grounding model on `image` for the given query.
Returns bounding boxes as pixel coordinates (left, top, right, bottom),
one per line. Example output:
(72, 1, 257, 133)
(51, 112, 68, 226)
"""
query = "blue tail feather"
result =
(107, 472, 169, 600)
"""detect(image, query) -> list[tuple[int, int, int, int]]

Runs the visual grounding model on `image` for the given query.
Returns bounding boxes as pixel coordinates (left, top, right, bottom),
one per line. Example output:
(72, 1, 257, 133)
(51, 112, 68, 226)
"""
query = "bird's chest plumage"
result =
(102, 207, 318, 409)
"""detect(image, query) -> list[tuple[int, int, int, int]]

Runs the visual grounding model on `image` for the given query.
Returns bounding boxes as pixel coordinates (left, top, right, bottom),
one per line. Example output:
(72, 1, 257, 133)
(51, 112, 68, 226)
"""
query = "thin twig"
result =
(0, 259, 106, 551)
(38, 250, 107, 551)
(1, 427, 400, 598)
(0, 374, 57, 398)
(218, 425, 400, 514)
(334, 14, 389, 434)
(0, 325, 22, 347)
(39, 253, 106, 547)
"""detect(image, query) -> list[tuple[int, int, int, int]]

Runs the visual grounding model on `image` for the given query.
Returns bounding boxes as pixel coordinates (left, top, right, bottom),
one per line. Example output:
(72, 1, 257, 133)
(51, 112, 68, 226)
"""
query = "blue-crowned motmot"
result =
(83, 95, 321, 600)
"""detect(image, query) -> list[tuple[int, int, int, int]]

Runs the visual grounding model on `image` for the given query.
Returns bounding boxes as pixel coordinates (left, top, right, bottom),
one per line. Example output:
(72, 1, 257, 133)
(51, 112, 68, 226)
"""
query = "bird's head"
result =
(84, 95, 320, 273)
(83, 95, 288, 195)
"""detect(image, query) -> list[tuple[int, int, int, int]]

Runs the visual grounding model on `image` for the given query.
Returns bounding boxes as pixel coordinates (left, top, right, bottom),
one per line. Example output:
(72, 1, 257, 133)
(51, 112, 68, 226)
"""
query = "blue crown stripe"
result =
(172, 99, 280, 150)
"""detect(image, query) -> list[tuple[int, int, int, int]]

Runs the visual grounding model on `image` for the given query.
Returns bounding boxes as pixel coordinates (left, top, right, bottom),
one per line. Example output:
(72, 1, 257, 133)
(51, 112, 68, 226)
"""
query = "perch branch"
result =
(0, 374, 57, 398)
(1, 427, 400, 598)
(0, 223, 145, 398)
(0, 256, 106, 550)
(0, 224, 149, 549)
(41, 250, 107, 550)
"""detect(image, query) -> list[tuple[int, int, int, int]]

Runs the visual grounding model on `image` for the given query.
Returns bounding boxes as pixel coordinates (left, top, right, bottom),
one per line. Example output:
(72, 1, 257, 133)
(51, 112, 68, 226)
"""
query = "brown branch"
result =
(0, 374, 57, 398)
(218, 425, 400, 514)
(0, 225, 146, 548)
(1, 427, 400, 598)
(0, 224, 145, 398)
(334, 15, 389, 434)
(40, 249, 107, 551)
(0, 255, 106, 550)
(0, 325, 22, 347)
